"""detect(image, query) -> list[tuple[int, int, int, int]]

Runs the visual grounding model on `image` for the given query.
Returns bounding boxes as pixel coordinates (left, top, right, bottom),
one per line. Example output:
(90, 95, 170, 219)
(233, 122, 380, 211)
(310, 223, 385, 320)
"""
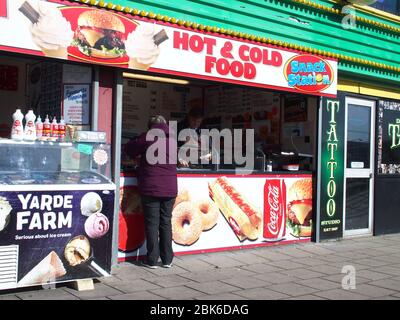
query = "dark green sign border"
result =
(317, 96, 345, 241)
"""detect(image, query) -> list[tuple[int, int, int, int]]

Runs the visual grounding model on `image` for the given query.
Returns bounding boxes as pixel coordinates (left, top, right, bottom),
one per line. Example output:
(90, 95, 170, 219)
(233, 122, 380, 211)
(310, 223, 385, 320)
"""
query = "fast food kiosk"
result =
(0, 0, 340, 270)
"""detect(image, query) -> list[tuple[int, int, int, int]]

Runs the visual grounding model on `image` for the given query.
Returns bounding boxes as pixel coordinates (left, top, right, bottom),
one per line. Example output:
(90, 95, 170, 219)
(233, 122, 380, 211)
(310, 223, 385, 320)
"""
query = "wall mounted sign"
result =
(317, 97, 345, 241)
(0, 0, 337, 97)
(377, 99, 400, 174)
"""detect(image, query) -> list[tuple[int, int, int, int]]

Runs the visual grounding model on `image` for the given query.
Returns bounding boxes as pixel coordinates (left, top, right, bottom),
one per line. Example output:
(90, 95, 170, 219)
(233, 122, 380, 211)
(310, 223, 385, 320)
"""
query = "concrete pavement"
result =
(1, 234, 400, 300)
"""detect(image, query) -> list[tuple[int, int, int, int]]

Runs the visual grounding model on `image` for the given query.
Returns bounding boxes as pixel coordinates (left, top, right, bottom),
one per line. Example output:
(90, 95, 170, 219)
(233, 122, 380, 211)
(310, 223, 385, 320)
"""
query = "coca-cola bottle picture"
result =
(263, 179, 286, 241)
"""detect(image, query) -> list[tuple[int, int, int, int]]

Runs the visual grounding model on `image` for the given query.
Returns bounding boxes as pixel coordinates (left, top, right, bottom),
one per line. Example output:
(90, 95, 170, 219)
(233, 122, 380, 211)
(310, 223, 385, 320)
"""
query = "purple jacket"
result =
(125, 123, 178, 198)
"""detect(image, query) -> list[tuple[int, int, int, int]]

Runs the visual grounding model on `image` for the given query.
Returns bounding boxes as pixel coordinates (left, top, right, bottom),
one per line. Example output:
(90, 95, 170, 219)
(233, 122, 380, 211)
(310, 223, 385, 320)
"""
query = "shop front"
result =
(0, 0, 339, 271)
(0, 0, 399, 290)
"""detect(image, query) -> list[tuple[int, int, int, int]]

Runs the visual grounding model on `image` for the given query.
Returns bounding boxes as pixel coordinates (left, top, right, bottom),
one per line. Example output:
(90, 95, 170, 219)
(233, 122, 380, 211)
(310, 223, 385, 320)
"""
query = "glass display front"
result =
(0, 140, 112, 185)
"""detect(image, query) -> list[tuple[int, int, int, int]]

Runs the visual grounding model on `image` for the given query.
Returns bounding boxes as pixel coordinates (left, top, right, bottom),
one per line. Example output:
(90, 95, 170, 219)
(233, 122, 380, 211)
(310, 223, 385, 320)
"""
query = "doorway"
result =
(343, 97, 375, 236)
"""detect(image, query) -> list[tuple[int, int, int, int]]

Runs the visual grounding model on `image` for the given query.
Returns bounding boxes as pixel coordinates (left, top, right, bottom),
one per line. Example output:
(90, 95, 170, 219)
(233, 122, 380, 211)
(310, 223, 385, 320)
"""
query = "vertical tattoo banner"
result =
(317, 97, 345, 240)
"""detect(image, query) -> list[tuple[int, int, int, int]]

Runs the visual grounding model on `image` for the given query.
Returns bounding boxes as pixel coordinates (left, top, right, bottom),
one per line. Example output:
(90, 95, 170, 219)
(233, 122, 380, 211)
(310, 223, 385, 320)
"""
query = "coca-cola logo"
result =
(267, 184, 280, 236)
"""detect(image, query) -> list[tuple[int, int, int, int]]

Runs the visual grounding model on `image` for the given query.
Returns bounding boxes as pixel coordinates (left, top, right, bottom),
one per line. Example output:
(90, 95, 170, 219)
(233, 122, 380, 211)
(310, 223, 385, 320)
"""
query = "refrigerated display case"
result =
(0, 138, 115, 290)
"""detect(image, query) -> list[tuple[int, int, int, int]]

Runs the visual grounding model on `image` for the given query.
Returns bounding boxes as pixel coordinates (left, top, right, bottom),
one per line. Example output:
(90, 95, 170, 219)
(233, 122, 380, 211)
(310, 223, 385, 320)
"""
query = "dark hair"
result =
(148, 115, 166, 129)
(188, 107, 204, 119)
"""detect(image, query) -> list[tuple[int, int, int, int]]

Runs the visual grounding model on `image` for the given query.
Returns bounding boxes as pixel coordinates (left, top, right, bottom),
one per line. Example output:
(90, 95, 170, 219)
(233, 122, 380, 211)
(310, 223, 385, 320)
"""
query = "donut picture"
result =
(172, 202, 203, 246)
(173, 189, 190, 209)
(195, 199, 219, 231)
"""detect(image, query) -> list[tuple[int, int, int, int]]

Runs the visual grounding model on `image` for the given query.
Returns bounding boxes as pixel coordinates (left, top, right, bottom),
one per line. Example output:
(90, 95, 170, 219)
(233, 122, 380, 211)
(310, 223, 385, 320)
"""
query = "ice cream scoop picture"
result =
(85, 213, 109, 239)
(19, 1, 73, 59)
(0, 197, 12, 232)
(18, 251, 66, 287)
(81, 192, 103, 216)
(64, 235, 91, 266)
(125, 24, 168, 70)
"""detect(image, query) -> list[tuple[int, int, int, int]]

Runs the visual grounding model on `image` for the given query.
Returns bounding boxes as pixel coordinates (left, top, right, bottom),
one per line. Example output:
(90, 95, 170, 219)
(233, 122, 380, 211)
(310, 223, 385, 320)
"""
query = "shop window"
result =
(370, 0, 400, 16)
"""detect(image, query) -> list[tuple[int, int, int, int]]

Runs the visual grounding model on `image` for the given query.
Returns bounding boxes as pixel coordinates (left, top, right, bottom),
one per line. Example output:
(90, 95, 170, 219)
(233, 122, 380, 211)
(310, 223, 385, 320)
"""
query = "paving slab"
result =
(105, 279, 162, 293)
(172, 259, 218, 272)
(354, 258, 393, 267)
(287, 295, 327, 300)
(64, 283, 123, 300)
(145, 275, 196, 288)
(109, 291, 165, 300)
(373, 266, 400, 277)
(281, 269, 325, 280)
(186, 281, 240, 295)
(220, 276, 272, 290)
(17, 288, 79, 300)
(240, 263, 283, 274)
(267, 260, 309, 270)
(268, 282, 319, 297)
(195, 293, 247, 300)
(234, 287, 290, 300)
(353, 284, 397, 298)
(356, 270, 393, 281)
(314, 289, 370, 300)
(253, 272, 299, 284)
(229, 252, 272, 265)
(295, 278, 341, 291)
(199, 255, 244, 268)
(322, 274, 371, 286)
(0, 294, 21, 300)
(149, 286, 205, 300)
(294, 257, 331, 267)
(369, 279, 400, 291)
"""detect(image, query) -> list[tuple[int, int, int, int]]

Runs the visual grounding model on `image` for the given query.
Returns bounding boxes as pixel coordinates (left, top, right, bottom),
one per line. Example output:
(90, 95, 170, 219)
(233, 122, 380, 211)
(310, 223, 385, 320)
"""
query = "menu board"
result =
(38, 62, 63, 118)
(377, 100, 400, 174)
(122, 79, 202, 138)
(204, 85, 280, 144)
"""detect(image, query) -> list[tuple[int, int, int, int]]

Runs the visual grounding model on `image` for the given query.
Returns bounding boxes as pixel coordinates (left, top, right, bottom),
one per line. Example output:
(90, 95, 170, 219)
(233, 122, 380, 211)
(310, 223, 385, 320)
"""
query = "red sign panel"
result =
(0, 0, 7, 18)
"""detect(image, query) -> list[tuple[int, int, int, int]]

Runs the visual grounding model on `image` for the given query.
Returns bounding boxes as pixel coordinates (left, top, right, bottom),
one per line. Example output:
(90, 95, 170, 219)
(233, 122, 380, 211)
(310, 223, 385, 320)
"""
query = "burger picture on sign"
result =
(73, 9, 127, 59)
(286, 179, 312, 238)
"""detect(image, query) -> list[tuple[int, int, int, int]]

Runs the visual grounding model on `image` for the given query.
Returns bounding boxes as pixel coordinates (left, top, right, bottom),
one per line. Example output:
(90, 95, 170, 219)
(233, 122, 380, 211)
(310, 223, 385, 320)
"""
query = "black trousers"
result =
(141, 195, 175, 265)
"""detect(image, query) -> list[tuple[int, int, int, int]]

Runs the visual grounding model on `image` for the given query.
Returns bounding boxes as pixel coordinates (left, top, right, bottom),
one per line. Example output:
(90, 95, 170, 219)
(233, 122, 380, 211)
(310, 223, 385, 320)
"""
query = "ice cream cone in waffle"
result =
(128, 58, 152, 71)
(18, 251, 66, 287)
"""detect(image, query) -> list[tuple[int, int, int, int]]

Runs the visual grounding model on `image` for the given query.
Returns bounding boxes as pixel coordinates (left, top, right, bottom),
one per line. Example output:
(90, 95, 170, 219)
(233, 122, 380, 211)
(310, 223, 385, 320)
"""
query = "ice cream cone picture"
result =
(19, 1, 73, 59)
(126, 25, 169, 71)
(18, 251, 66, 287)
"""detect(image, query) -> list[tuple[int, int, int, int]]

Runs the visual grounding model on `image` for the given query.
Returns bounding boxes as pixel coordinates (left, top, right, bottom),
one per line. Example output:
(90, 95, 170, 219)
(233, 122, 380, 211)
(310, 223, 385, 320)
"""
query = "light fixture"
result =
(123, 72, 190, 85)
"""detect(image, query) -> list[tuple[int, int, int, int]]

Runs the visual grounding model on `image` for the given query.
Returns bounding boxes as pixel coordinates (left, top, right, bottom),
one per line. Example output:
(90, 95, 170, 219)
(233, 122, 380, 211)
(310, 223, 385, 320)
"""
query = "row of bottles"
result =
(11, 109, 66, 141)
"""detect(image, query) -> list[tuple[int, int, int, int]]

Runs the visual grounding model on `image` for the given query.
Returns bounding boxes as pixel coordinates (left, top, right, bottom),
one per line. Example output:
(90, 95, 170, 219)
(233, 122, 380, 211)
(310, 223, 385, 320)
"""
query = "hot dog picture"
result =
(209, 176, 262, 241)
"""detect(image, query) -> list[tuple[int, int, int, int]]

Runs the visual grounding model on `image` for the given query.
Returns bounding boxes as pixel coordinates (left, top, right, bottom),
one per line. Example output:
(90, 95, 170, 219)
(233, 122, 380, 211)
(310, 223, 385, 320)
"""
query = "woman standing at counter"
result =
(124, 115, 184, 268)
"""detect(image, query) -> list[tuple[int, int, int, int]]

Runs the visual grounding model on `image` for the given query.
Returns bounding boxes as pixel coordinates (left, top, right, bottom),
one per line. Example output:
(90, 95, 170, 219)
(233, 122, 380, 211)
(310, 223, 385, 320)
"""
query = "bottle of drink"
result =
(51, 116, 59, 139)
(266, 159, 273, 172)
(24, 109, 36, 141)
(58, 117, 66, 141)
(36, 115, 43, 139)
(43, 115, 51, 137)
(11, 109, 24, 141)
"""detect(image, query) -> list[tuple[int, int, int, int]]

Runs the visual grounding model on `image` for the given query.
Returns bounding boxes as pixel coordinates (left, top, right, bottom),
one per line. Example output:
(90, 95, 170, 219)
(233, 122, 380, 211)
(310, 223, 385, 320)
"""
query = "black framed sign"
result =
(317, 97, 345, 241)
(377, 100, 400, 174)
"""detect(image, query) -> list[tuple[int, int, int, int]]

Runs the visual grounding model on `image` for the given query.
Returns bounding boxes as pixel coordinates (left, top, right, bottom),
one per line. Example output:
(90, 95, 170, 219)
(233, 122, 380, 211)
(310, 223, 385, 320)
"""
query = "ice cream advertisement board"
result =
(0, 0, 337, 97)
(118, 174, 312, 261)
(0, 189, 114, 290)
